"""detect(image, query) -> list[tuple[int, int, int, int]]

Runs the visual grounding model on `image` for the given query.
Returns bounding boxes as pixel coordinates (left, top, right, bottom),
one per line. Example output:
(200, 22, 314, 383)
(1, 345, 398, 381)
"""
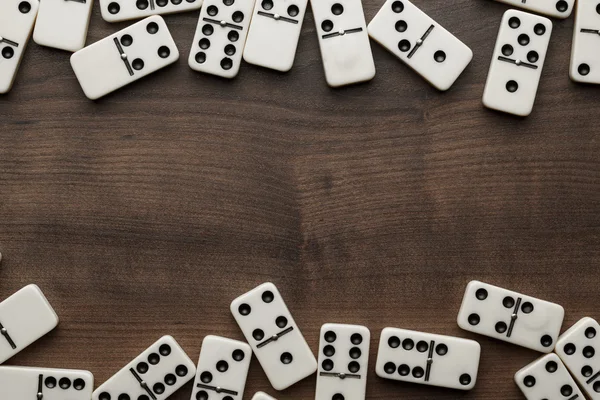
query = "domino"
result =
(515, 353, 584, 400)
(492, 0, 574, 19)
(71, 15, 179, 100)
(0, 366, 94, 400)
(310, 0, 376, 87)
(188, 0, 256, 78)
(482, 10, 553, 117)
(556, 317, 600, 400)
(367, 0, 473, 91)
(242, 0, 308, 72)
(93, 335, 196, 400)
(252, 392, 277, 400)
(190, 336, 252, 400)
(99, 0, 202, 23)
(230, 282, 317, 391)
(33, 0, 94, 52)
(569, 0, 600, 84)
(315, 324, 370, 400)
(0, 284, 59, 364)
(375, 327, 480, 390)
(457, 280, 564, 352)
(0, 0, 39, 94)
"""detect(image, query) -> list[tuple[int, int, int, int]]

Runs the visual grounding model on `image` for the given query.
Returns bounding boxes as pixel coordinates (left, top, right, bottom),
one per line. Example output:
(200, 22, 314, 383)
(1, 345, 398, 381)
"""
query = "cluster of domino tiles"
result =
(0, 273, 599, 400)
(0, 0, 598, 112)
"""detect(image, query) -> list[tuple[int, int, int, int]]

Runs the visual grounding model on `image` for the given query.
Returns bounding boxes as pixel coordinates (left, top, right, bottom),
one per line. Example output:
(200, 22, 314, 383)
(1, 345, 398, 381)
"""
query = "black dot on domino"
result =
(395, 21, 407, 33)
(545, 361, 558, 373)
(412, 367, 424, 378)
(349, 347, 361, 359)
(468, 313, 480, 326)
(582, 365, 593, 377)
(435, 343, 448, 356)
(147, 22, 159, 34)
(584, 346, 595, 358)
(217, 360, 229, 372)
(321, 20, 334, 32)
(200, 371, 213, 383)
(159, 344, 171, 356)
(402, 338, 414, 351)
(388, 336, 400, 348)
(132, 59, 144, 71)
(232, 349, 245, 361)
(262, 290, 274, 303)
(416, 341, 428, 352)
(73, 379, 86, 390)
(541, 335, 553, 348)
(164, 373, 176, 386)
(391, 1, 403, 13)
(331, 3, 343, 15)
(556, 0, 568, 12)
(148, 353, 160, 365)
(196, 391, 208, 400)
(524, 375, 536, 387)
(332, 394, 344, 400)
(325, 331, 337, 343)
(99, 393, 111, 400)
(108, 2, 120, 14)
(586, 327, 597, 338)
(323, 345, 335, 357)
(2, 46, 14, 60)
(594, 381, 600, 393)
(18, 1, 31, 13)
(398, 364, 410, 376)
(176, 364, 188, 376)
(232, 11, 244, 22)
(280, 352, 293, 364)
(252, 329, 264, 341)
(118, 394, 129, 400)
(561, 385, 573, 396)
(383, 362, 396, 374)
(45, 377, 57, 388)
(157, 0, 167, 6)
(506, 80, 518, 93)
(521, 302, 534, 314)
(348, 361, 360, 373)
(136, 0, 148, 10)
(495, 321, 508, 333)
(152, 383, 165, 395)
(59, 378, 71, 389)
(322, 359, 334, 371)
(275, 316, 288, 328)
(137, 362, 149, 374)
(460, 374, 471, 385)
(228, 31, 239, 42)
(351, 333, 362, 345)
(564, 343, 576, 355)
(238, 303, 251, 315)
(503, 296, 515, 308)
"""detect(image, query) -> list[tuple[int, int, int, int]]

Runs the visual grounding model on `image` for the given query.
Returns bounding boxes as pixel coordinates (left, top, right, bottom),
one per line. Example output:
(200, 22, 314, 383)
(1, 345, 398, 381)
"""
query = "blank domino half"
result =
(33, 0, 94, 52)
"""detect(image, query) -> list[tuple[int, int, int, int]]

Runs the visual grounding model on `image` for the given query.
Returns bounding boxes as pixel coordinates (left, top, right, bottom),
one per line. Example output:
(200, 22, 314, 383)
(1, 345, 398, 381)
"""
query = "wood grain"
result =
(1, 0, 599, 398)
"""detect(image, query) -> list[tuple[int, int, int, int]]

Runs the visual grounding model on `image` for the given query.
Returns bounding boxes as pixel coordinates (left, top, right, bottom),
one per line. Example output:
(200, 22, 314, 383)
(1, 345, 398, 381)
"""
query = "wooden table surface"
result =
(1, 0, 599, 398)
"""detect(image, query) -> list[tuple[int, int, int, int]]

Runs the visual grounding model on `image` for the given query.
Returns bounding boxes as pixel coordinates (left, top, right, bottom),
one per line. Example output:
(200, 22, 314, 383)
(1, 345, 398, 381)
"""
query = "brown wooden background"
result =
(1, 0, 599, 398)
